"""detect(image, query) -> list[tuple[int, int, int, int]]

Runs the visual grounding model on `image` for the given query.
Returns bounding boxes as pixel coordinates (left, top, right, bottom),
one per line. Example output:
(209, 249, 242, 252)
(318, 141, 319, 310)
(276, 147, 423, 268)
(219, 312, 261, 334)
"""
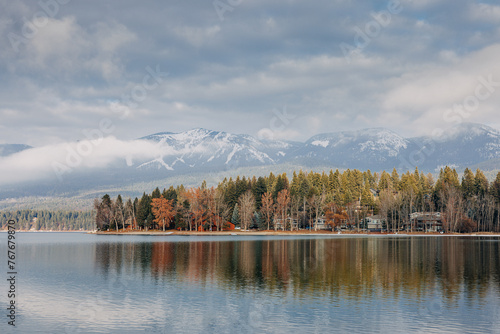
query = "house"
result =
(365, 215, 384, 232)
(197, 221, 235, 232)
(311, 216, 331, 230)
(274, 217, 298, 230)
(409, 212, 443, 232)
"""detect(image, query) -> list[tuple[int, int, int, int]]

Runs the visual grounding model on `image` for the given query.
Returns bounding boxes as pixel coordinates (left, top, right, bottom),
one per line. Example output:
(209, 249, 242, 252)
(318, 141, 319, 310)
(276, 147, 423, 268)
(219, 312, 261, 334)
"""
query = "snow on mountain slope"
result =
(135, 124, 500, 173)
(138, 128, 295, 172)
(414, 123, 500, 168)
(292, 128, 411, 169)
(3, 123, 500, 200)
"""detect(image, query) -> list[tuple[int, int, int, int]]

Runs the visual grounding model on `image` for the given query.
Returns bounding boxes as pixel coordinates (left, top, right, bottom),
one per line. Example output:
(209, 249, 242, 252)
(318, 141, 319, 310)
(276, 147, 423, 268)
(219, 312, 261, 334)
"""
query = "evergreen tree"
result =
(474, 169, 489, 197)
(490, 172, 500, 202)
(162, 186, 178, 205)
(391, 168, 400, 191)
(461, 168, 475, 198)
(329, 169, 341, 193)
(231, 204, 239, 226)
(272, 174, 289, 199)
(378, 171, 392, 190)
(252, 176, 267, 210)
(253, 211, 264, 230)
(151, 187, 161, 199)
(137, 193, 152, 229)
(360, 183, 375, 208)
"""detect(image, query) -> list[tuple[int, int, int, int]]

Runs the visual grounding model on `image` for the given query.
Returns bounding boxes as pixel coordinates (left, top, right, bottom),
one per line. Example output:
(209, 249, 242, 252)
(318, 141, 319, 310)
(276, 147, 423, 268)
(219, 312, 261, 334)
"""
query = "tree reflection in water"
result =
(95, 237, 500, 305)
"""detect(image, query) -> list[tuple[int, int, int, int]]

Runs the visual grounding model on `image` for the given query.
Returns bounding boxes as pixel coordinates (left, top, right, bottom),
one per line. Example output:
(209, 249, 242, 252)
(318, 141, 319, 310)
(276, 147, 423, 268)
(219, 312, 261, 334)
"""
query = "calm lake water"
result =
(1, 233, 500, 333)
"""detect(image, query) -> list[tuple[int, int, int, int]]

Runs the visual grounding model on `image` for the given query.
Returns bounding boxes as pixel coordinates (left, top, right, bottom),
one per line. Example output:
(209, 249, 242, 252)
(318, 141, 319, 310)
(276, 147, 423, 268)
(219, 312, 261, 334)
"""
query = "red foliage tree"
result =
(151, 197, 175, 231)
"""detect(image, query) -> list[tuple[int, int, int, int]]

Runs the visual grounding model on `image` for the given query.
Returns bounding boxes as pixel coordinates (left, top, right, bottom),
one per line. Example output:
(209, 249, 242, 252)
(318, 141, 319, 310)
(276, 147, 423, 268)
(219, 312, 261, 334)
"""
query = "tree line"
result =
(0, 210, 95, 231)
(94, 166, 500, 233)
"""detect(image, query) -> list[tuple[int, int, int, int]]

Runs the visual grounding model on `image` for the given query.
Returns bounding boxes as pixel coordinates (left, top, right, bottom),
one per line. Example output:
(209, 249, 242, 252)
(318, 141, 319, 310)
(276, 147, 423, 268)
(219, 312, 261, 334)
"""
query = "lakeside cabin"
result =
(274, 217, 299, 230)
(409, 212, 443, 232)
(365, 215, 384, 232)
(313, 217, 329, 230)
(265, 212, 444, 233)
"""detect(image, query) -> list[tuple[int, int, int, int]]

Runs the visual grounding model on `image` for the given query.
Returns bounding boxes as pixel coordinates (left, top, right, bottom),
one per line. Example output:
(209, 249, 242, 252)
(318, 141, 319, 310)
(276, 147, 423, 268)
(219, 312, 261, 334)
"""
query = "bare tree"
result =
(124, 198, 135, 230)
(112, 195, 125, 232)
(206, 187, 230, 231)
(442, 185, 464, 233)
(276, 189, 290, 231)
(261, 192, 274, 231)
(290, 196, 301, 231)
(308, 193, 325, 231)
(239, 190, 255, 230)
(378, 189, 393, 232)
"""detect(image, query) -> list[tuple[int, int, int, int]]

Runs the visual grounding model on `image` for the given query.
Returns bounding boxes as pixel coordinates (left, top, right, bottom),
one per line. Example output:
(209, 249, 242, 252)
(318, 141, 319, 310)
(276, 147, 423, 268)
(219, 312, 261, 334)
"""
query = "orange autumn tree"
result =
(151, 197, 175, 231)
(324, 202, 348, 231)
(186, 188, 206, 231)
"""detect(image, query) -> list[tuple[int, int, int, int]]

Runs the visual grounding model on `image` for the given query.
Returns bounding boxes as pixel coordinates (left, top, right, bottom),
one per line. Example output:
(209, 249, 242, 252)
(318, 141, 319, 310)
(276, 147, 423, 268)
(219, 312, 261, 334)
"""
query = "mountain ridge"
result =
(1, 122, 500, 203)
(128, 122, 500, 174)
(2, 122, 500, 174)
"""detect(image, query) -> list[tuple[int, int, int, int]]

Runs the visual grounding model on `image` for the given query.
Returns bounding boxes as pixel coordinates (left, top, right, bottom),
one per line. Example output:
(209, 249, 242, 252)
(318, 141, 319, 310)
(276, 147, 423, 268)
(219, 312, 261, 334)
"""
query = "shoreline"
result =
(88, 230, 500, 237)
(3, 230, 499, 237)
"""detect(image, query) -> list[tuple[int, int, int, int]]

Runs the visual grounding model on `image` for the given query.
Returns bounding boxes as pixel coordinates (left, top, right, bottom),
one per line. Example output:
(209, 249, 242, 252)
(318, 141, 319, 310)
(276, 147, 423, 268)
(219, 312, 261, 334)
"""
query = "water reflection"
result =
(9, 234, 500, 333)
(95, 237, 500, 302)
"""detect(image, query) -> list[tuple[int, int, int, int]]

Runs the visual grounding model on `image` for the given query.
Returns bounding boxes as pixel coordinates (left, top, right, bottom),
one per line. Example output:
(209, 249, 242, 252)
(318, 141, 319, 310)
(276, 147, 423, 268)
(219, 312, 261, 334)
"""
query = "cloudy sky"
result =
(1, 0, 500, 147)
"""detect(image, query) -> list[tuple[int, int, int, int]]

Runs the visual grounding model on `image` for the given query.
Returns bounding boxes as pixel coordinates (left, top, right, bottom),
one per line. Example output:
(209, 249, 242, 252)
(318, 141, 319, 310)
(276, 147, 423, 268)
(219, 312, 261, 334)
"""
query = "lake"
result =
(1, 233, 500, 333)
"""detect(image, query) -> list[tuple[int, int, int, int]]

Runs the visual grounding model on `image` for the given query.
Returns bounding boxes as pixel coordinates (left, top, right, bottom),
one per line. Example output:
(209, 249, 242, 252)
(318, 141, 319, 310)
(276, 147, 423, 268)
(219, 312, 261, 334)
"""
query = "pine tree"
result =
(252, 177, 267, 210)
(137, 193, 152, 229)
(329, 169, 341, 194)
(474, 169, 489, 197)
(151, 187, 161, 199)
(461, 168, 475, 198)
(231, 204, 239, 226)
(490, 172, 500, 202)
(162, 186, 178, 205)
(391, 168, 400, 191)
(378, 171, 392, 190)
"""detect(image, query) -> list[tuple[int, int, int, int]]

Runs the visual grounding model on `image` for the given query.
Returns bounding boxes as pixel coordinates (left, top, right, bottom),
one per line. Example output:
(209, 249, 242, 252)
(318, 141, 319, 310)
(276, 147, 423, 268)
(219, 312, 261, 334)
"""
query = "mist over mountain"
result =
(138, 128, 296, 172)
(134, 123, 500, 173)
(0, 144, 32, 157)
(2, 123, 500, 204)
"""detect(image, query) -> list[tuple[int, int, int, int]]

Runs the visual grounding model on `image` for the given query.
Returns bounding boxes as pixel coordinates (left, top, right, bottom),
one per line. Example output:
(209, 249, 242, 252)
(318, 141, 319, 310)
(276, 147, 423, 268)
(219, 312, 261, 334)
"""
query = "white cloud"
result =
(10, 16, 135, 80)
(382, 44, 500, 134)
(470, 3, 500, 23)
(0, 137, 209, 185)
(174, 25, 221, 47)
(2, 0, 500, 148)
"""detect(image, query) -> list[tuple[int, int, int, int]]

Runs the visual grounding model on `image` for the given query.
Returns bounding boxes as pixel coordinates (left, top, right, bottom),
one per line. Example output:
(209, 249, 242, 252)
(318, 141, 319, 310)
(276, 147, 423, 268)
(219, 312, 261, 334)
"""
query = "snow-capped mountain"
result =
(412, 123, 500, 169)
(2, 123, 500, 201)
(134, 123, 500, 173)
(292, 128, 414, 169)
(137, 128, 297, 172)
